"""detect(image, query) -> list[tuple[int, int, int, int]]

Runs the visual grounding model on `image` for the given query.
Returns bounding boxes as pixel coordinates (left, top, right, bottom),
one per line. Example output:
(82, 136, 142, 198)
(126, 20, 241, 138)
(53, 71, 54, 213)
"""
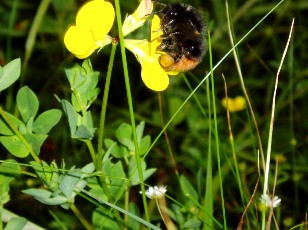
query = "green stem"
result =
(69, 203, 93, 230)
(155, 198, 167, 229)
(6, 0, 19, 61)
(221, 75, 246, 206)
(84, 140, 97, 169)
(208, 31, 227, 229)
(124, 188, 129, 229)
(0, 106, 40, 163)
(84, 139, 114, 210)
(97, 43, 117, 169)
(0, 203, 3, 230)
(114, 0, 149, 224)
(204, 77, 213, 229)
(20, 0, 51, 88)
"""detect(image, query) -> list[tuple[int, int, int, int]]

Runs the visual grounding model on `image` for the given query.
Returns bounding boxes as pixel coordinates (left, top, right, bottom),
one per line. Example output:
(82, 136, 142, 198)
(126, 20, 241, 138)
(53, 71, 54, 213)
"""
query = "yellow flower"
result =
(221, 96, 246, 112)
(64, 0, 115, 59)
(122, 0, 153, 36)
(125, 15, 178, 91)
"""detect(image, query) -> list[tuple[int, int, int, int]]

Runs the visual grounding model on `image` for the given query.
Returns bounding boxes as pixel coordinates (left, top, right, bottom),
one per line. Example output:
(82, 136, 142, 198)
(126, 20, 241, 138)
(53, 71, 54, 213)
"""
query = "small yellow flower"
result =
(221, 96, 246, 112)
(64, 0, 115, 59)
(125, 15, 178, 91)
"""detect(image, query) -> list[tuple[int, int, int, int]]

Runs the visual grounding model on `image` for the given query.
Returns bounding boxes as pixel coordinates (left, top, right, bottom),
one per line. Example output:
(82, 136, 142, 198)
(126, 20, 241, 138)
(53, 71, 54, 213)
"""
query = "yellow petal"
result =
(150, 15, 162, 56)
(125, 39, 170, 91)
(133, 0, 153, 20)
(222, 96, 246, 112)
(76, 0, 115, 40)
(122, 0, 153, 36)
(141, 56, 169, 91)
(125, 39, 149, 60)
(64, 26, 98, 58)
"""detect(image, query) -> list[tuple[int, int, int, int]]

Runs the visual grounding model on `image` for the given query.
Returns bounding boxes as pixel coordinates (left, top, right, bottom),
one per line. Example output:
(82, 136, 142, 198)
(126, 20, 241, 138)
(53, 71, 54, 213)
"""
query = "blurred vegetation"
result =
(0, 0, 307, 229)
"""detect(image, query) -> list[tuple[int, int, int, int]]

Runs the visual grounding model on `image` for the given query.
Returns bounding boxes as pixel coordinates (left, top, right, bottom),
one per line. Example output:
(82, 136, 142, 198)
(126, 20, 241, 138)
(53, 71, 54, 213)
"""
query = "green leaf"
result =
(92, 207, 121, 230)
(4, 217, 27, 230)
(0, 58, 21, 91)
(0, 160, 20, 205)
(16, 86, 39, 123)
(109, 161, 126, 200)
(64, 59, 100, 113)
(171, 204, 185, 226)
(65, 63, 86, 90)
(30, 161, 59, 189)
(25, 117, 34, 133)
(61, 99, 78, 136)
(127, 202, 141, 230)
(59, 163, 95, 200)
(88, 187, 108, 201)
(103, 141, 116, 163)
(0, 159, 21, 176)
(116, 123, 132, 144)
(32, 109, 62, 134)
(183, 218, 202, 229)
(139, 135, 151, 155)
(105, 139, 128, 158)
(81, 111, 94, 129)
(59, 169, 82, 200)
(0, 136, 29, 158)
(0, 112, 23, 136)
(116, 123, 135, 150)
(81, 162, 95, 174)
(136, 121, 145, 144)
(71, 92, 82, 112)
(74, 125, 94, 139)
(180, 175, 199, 201)
(24, 133, 47, 155)
(30, 161, 49, 182)
(22, 188, 68, 205)
(128, 160, 156, 186)
(18, 123, 27, 135)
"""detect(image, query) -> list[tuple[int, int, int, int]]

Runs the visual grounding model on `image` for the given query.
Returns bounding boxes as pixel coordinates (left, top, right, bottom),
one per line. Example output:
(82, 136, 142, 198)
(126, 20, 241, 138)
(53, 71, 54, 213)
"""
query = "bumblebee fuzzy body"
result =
(157, 3, 206, 72)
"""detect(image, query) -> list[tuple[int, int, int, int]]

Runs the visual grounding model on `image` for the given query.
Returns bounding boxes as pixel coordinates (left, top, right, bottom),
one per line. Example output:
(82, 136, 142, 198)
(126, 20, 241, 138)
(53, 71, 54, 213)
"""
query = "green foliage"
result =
(105, 121, 151, 158)
(0, 58, 21, 92)
(23, 161, 95, 209)
(16, 86, 39, 123)
(65, 59, 100, 114)
(4, 217, 27, 230)
(128, 159, 156, 186)
(92, 207, 121, 230)
(127, 202, 141, 230)
(0, 160, 20, 205)
(0, 86, 62, 157)
(60, 59, 99, 139)
(61, 99, 96, 139)
(180, 175, 199, 202)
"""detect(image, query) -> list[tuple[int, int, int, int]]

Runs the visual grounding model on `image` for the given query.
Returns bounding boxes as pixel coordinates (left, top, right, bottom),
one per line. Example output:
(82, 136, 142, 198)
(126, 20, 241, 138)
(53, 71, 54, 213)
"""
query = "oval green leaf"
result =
(0, 58, 21, 91)
(33, 109, 62, 134)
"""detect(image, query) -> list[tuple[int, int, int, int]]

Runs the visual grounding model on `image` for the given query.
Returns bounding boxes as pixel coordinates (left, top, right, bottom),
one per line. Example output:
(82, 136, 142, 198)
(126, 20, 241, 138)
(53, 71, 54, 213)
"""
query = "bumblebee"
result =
(156, 3, 206, 72)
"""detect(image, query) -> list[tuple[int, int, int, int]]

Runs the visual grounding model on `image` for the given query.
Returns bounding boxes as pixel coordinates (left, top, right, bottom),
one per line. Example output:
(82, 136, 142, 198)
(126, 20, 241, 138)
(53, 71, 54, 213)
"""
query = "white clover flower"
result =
(259, 194, 281, 208)
(141, 185, 167, 199)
